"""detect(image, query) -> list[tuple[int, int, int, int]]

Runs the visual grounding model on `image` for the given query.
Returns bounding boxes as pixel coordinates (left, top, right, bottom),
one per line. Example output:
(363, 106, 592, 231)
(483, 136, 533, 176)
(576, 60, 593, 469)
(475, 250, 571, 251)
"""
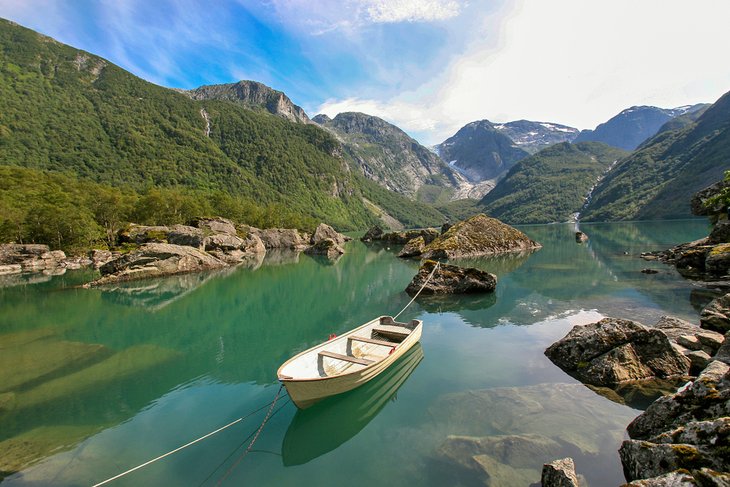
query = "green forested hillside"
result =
(0, 19, 444, 244)
(478, 142, 627, 224)
(581, 91, 730, 221)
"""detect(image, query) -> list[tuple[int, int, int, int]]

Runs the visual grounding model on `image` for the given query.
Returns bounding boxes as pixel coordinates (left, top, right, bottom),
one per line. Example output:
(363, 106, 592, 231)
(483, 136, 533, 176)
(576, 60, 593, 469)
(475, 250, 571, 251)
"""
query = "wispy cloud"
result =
(263, 0, 465, 35)
(317, 0, 730, 145)
(364, 0, 463, 23)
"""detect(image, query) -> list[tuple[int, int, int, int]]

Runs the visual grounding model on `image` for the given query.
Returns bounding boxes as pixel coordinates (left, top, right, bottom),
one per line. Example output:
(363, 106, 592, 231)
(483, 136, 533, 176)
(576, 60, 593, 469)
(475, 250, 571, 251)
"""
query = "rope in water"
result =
(198, 397, 291, 487)
(393, 261, 440, 320)
(213, 387, 285, 486)
(92, 385, 285, 487)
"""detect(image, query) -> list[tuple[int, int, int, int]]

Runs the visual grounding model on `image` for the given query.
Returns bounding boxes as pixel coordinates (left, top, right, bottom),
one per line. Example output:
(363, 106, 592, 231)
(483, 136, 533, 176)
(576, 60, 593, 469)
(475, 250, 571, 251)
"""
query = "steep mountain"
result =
(492, 120, 579, 154)
(654, 104, 711, 137)
(314, 112, 469, 203)
(437, 120, 530, 182)
(581, 92, 730, 221)
(574, 105, 706, 151)
(479, 142, 628, 224)
(185, 80, 311, 124)
(0, 18, 443, 232)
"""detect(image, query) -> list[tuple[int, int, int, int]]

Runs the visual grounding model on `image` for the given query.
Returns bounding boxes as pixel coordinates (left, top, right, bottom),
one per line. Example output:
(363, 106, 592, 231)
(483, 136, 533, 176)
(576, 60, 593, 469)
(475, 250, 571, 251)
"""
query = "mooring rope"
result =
(393, 261, 440, 320)
(92, 385, 285, 487)
(197, 397, 291, 487)
(213, 390, 287, 486)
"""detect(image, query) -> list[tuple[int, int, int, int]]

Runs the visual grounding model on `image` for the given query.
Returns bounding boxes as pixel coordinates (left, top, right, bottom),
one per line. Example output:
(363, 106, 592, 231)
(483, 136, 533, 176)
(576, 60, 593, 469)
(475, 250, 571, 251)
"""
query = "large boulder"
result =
(405, 260, 497, 296)
(624, 469, 730, 486)
(691, 180, 730, 217)
(204, 234, 244, 251)
(254, 228, 309, 250)
(397, 236, 425, 258)
(193, 217, 237, 236)
(626, 360, 730, 441)
(705, 243, 730, 277)
(87, 243, 227, 286)
(167, 225, 206, 248)
(421, 214, 541, 260)
(304, 238, 345, 260)
(709, 221, 730, 244)
(620, 361, 730, 483)
(381, 228, 440, 245)
(118, 224, 171, 244)
(701, 294, 730, 334)
(0, 244, 67, 274)
(545, 318, 691, 386)
(361, 225, 384, 242)
(311, 223, 349, 246)
(541, 458, 580, 487)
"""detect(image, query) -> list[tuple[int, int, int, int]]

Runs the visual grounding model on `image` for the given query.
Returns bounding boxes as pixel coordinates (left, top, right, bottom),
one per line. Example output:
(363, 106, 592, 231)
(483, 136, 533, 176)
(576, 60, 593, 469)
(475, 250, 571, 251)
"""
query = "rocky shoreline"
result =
(0, 218, 350, 287)
(543, 304, 730, 485)
(538, 179, 730, 486)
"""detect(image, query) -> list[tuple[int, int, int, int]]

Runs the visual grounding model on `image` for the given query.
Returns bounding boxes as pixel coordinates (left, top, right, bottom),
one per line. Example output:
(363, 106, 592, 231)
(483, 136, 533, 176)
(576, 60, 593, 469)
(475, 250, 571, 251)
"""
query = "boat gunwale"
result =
(277, 315, 422, 384)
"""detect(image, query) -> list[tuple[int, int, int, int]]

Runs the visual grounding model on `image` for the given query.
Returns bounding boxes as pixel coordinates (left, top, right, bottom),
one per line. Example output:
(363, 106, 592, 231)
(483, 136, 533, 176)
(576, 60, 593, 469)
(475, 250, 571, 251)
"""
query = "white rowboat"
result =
(277, 316, 423, 409)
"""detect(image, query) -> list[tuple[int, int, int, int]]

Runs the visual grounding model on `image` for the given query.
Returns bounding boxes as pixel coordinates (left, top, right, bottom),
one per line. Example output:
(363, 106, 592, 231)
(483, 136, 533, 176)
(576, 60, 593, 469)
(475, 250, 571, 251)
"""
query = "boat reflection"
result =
(281, 343, 424, 466)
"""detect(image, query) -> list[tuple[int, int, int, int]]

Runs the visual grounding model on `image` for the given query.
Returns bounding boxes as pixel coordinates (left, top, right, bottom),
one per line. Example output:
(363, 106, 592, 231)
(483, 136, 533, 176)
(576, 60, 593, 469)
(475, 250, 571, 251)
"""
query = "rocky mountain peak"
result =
(317, 111, 471, 200)
(492, 119, 579, 154)
(312, 114, 331, 124)
(437, 119, 529, 182)
(185, 80, 311, 124)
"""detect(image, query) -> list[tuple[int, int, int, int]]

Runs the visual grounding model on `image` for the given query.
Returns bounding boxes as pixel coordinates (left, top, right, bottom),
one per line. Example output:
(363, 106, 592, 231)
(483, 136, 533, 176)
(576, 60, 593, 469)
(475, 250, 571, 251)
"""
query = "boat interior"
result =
(279, 316, 420, 379)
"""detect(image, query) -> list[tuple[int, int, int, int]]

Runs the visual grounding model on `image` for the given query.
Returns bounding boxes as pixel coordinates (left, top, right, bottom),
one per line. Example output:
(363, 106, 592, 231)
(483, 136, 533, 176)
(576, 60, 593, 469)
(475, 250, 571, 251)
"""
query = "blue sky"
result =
(1, 0, 729, 145)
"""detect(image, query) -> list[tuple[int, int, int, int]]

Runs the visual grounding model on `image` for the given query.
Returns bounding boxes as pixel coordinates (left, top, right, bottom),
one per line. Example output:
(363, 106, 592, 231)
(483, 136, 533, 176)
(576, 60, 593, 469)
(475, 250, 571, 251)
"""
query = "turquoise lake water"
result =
(0, 220, 712, 486)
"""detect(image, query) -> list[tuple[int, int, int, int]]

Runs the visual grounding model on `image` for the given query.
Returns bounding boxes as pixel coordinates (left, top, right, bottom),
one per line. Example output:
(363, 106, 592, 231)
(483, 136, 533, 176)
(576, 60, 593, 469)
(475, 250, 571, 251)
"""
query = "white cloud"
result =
(318, 0, 730, 145)
(317, 97, 440, 132)
(365, 0, 463, 23)
(265, 0, 464, 34)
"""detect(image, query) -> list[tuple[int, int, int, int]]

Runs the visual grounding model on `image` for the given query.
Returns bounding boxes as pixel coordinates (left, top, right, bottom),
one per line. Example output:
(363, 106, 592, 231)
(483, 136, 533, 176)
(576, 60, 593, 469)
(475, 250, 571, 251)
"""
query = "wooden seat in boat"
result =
(371, 327, 409, 342)
(318, 350, 374, 366)
(348, 336, 397, 347)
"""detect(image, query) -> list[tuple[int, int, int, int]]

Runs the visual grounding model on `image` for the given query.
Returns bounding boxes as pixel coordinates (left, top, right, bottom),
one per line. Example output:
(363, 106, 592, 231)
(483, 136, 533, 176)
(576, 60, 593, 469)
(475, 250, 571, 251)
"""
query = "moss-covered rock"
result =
(421, 214, 541, 259)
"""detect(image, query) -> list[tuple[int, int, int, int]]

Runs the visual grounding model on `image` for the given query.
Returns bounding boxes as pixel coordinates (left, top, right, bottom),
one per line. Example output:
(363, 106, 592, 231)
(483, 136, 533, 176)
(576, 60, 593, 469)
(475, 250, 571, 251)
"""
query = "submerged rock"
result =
(432, 383, 635, 458)
(405, 260, 497, 296)
(541, 457, 580, 487)
(421, 214, 541, 260)
(87, 243, 227, 286)
(438, 434, 564, 487)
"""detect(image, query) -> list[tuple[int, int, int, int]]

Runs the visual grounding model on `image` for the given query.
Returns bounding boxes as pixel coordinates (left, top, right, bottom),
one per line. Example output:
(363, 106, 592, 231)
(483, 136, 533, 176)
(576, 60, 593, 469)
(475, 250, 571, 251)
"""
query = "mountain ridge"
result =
(580, 92, 730, 221)
(314, 111, 472, 203)
(185, 80, 312, 124)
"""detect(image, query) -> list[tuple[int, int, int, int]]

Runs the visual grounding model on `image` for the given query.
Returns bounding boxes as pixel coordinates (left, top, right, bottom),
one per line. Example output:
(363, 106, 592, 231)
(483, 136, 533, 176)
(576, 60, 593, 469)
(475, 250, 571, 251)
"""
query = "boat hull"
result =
(278, 317, 422, 409)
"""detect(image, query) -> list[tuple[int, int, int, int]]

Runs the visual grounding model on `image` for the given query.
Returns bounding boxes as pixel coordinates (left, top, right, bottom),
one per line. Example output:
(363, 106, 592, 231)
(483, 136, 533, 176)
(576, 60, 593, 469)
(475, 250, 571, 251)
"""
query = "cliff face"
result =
(315, 112, 471, 202)
(186, 80, 311, 124)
